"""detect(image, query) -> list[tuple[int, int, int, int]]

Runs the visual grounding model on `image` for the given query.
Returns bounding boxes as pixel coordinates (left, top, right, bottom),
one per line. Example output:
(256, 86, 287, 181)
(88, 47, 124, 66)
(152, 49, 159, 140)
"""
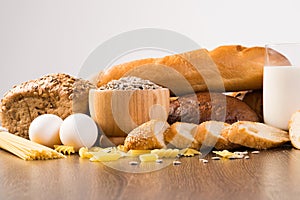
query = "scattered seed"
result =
(244, 155, 250, 159)
(229, 155, 244, 159)
(211, 157, 221, 160)
(234, 151, 248, 155)
(129, 161, 139, 165)
(199, 159, 208, 163)
(251, 151, 260, 154)
(156, 159, 163, 163)
(173, 160, 181, 165)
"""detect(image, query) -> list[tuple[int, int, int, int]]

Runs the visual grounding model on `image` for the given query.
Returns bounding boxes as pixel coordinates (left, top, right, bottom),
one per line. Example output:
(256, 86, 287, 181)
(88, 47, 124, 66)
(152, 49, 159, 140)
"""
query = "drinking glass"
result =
(263, 43, 300, 130)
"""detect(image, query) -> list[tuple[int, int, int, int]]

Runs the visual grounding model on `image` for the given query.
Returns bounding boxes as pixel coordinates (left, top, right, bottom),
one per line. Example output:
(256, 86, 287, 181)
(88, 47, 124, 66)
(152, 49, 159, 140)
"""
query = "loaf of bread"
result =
(168, 92, 260, 125)
(1, 73, 96, 139)
(96, 45, 290, 95)
(123, 120, 169, 151)
(226, 121, 290, 149)
(227, 90, 263, 122)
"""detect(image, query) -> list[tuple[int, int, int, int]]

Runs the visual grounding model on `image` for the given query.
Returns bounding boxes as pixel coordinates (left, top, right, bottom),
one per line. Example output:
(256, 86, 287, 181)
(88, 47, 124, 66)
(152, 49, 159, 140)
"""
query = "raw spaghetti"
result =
(0, 131, 66, 161)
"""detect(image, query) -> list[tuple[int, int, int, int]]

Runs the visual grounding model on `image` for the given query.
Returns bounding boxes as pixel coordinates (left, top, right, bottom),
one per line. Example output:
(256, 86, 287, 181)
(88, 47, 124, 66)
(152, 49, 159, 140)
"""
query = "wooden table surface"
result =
(1, 145, 300, 200)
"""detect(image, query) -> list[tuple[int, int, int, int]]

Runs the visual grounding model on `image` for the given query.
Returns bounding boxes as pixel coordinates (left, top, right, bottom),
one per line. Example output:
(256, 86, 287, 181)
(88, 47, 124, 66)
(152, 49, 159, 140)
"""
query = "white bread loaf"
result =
(97, 45, 290, 95)
(226, 121, 290, 149)
(288, 110, 300, 149)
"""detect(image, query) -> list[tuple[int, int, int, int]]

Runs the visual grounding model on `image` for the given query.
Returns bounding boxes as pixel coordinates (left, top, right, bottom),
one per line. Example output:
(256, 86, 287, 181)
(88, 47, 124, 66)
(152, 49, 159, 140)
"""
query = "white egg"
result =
(29, 114, 63, 147)
(59, 113, 98, 150)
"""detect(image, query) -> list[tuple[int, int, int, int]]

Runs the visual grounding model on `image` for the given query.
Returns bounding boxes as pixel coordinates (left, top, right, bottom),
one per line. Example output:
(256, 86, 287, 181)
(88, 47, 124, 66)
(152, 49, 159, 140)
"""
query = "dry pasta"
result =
(150, 149, 179, 158)
(79, 147, 93, 159)
(0, 131, 65, 161)
(90, 151, 122, 162)
(139, 153, 158, 162)
(127, 149, 151, 156)
(180, 148, 201, 157)
(54, 145, 75, 155)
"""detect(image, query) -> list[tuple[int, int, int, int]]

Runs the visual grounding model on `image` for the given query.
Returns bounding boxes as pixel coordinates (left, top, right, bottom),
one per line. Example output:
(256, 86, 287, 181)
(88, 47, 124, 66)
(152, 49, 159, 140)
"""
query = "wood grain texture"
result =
(1, 145, 300, 200)
(89, 88, 170, 138)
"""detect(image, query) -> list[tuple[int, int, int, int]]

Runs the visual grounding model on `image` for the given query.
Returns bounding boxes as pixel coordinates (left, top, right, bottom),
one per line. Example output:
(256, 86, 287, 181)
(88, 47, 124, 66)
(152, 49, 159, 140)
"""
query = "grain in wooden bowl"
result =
(89, 76, 170, 140)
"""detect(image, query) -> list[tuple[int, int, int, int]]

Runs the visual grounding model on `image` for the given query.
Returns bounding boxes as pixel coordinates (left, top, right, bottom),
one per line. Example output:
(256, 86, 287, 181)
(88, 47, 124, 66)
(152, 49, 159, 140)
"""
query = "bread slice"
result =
(164, 122, 199, 149)
(194, 121, 240, 150)
(288, 110, 300, 149)
(226, 121, 290, 149)
(123, 120, 169, 151)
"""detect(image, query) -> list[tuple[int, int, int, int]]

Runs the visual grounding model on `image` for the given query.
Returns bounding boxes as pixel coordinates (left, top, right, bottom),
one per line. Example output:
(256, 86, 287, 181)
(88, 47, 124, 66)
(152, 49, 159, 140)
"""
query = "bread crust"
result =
(97, 45, 290, 95)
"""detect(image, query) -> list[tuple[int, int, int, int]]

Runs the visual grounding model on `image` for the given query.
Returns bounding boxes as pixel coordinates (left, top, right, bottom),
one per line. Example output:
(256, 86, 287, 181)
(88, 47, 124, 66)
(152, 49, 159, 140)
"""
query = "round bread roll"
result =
(97, 45, 290, 95)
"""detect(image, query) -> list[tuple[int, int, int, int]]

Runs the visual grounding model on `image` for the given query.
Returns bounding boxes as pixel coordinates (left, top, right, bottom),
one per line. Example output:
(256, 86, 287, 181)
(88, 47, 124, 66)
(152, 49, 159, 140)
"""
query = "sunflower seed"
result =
(199, 159, 208, 163)
(129, 161, 139, 165)
(173, 160, 181, 165)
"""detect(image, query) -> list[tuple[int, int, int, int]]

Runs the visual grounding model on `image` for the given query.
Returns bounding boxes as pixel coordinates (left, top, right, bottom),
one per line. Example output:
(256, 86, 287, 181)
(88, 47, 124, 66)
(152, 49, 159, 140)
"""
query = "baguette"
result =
(97, 45, 290, 95)
(226, 121, 290, 149)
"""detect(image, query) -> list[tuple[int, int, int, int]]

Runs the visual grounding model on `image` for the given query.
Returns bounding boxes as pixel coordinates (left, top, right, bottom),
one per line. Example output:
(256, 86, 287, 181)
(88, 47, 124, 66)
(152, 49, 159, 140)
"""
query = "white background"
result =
(0, 0, 299, 97)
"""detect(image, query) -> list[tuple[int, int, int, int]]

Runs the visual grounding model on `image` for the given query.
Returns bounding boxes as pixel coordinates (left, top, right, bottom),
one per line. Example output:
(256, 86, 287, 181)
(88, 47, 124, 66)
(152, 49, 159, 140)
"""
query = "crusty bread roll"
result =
(123, 120, 169, 151)
(97, 45, 290, 95)
(163, 122, 199, 149)
(193, 121, 240, 150)
(226, 121, 290, 149)
(168, 92, 260, 125)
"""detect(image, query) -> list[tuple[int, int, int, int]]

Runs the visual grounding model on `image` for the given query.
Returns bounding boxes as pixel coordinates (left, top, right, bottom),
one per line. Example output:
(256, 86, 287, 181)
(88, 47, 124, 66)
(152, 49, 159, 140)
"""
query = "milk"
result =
(263, 66, 300, 130)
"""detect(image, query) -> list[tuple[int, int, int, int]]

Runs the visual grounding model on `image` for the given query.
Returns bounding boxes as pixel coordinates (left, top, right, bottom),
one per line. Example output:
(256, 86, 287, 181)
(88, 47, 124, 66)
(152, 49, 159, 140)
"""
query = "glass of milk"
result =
(264, 43, 300, 130)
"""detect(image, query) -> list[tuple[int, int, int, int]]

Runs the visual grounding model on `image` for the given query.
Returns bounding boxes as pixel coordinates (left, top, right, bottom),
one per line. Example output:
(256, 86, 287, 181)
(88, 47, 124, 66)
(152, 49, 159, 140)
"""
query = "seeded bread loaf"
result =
(168, 92, 260, 125)
(96, 45, 290, 95)
(226, 121, 290, 149)
(1, 73, 96, 139)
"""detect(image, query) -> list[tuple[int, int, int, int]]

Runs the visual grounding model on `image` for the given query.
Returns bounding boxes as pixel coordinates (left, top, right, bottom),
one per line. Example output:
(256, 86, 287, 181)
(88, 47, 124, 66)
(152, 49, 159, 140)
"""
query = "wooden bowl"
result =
(89, 88, 170, 137)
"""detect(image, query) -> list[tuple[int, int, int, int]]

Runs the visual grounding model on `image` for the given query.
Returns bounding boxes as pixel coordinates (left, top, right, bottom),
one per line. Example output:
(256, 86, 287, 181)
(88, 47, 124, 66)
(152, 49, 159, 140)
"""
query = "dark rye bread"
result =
(1, 73, 96, 139)
(168, 92, 260, 125)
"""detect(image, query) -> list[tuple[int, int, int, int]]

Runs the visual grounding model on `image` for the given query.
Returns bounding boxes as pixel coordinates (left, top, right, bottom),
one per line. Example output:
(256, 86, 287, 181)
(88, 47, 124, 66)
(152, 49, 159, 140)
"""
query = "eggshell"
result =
(29, 114, 63, 147)
(59, 113, 98, 150)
